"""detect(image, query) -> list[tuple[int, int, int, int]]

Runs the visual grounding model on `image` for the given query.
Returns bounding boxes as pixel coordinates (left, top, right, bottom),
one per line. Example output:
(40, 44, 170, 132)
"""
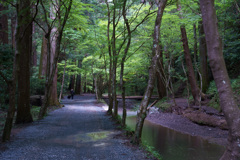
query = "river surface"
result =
(126, 116, 225, 160)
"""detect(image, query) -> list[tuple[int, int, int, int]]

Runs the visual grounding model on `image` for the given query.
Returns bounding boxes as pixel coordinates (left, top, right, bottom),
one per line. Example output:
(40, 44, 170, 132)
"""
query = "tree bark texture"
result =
(199, 0, 240, 159)
(94, 75, 103, 100)
(199, 21, 209, 93)
(32, 22, 37, 66)
(156, 44, 166, 99)
(0, 4, 8, 44)
(180, 27, 201, 104)
(105, 0, 113, 115)
(59, 59, 66, 102)
(38, 36, 48, 79)
(112, 1, 118, 118)
(121, 0, 131, 127)
(15, 0, 33, 124)
(48, 27, 59, 106)
(133, 0, 168, 144)
(193, 24, 198, 79)
(11, 15, 16, 49)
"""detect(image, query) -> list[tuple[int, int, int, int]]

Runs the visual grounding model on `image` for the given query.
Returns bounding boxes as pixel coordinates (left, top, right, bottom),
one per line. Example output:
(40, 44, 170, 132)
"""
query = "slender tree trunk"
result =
(199, 21, 209, 93)
(59, 59, 66, 101)
(178, 1, 201, 104)
(133, 0, 168, 144)
(199, 0, 240, 159)
(39, 36, 48, 79)
(106, 0, 113, 114)
(0, 4, 8, 44)
(11, 15, 16, 49)
(120, 0, 131, 127)
(180, 27, 201, 104)
(83, 72, 87, 93)
(15, 0, 33, 124)
(156, 44, 166, 99)
(193, 23, 198, 79)
(112, 1, 118, 118)
(75, 59, 82, 94)
(32, 22, 37, 66)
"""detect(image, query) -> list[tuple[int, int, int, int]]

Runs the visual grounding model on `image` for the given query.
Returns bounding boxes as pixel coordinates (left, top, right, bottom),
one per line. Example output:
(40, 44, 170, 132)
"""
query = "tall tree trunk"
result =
(15, 0, 33, 124)
(59, 59, 66, 101)
(193, 23, 198, 79)
(105, 0, 113, 115)
(48, 27, 59, 106)
(199, 0, 240, 159)
(95, 75, 103, 100)
(75, 59, 82, 94)
(199, 21, 209, 93)
(178, 1, 201, 104)
(11, 15, 16, 49)
(0, 4, 8, 44)
(180, 27, 201, 104)
(156, 44, 166, 99)
(120, 0, 131, 127)
(112, 1, 118, 118)
(32, 22, 37, 66)
(84, 74, 87, 93)
(133, 0, 168, 144)
(38, 36, 48, 79)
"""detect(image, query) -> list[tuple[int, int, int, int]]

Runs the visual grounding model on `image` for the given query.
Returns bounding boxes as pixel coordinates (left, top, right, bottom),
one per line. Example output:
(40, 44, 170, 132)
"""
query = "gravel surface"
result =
(0, 94, 149, 160)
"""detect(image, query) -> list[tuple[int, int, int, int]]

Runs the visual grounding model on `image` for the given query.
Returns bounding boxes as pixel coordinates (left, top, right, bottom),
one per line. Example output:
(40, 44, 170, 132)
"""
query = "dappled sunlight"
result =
(66, 105, 104, 112)
(45, 131, 114, 148)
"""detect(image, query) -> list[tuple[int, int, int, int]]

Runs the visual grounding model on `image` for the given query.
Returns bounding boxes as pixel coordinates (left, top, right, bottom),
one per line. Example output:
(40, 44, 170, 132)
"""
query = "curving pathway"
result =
(0, 94, 148, 160)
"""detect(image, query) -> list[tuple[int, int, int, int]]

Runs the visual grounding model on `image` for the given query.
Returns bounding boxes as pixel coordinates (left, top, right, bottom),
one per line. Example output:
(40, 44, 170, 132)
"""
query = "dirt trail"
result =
(0, 94, 149, 160)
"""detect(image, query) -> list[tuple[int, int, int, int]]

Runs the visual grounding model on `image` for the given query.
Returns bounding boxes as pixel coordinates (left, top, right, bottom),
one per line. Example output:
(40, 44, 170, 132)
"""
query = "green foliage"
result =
(30, 67, 45, 95)
(141, 142, 163, 160)
(232, 76, 240, 94)
(206, 81, 221, 110)
(31, 106, 41, 121)
(155, 97, 172, 112)
(0, 44, 14, 108)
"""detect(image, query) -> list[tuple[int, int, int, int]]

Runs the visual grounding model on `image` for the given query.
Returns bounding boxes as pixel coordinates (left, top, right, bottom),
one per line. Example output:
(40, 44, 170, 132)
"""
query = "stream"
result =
(126, 116, 225, 160)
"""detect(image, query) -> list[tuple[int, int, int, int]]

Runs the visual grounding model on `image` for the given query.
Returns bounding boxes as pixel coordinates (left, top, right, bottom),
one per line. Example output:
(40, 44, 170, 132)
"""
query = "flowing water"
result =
(126, 116, 225, 160)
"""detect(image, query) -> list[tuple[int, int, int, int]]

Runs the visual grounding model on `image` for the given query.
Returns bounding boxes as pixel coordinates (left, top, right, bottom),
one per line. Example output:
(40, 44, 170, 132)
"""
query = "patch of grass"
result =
(141, 142, 162, 160)
(87, 131, 110, 141)
(31, 106, 41, 121)
(206, 81, 221, 111)
(123, 126, 134, 137)
(155, 98, 171, 112)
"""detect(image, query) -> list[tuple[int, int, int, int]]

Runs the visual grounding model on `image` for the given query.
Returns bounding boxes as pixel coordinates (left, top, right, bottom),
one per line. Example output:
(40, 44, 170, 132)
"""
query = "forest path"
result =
(0, 94, 148, 160)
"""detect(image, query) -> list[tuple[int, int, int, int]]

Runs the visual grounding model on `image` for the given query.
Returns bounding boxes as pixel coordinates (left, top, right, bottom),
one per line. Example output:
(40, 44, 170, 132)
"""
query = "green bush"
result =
(155, 97, 171, 112)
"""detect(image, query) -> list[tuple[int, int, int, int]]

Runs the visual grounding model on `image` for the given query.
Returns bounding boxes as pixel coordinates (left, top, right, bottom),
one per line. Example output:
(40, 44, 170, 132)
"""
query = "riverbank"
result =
(104, 98, 228, 147)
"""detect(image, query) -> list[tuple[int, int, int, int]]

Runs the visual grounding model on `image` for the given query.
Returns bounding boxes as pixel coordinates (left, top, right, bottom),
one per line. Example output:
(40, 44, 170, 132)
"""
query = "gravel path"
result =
(0, 94, 148, 160)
